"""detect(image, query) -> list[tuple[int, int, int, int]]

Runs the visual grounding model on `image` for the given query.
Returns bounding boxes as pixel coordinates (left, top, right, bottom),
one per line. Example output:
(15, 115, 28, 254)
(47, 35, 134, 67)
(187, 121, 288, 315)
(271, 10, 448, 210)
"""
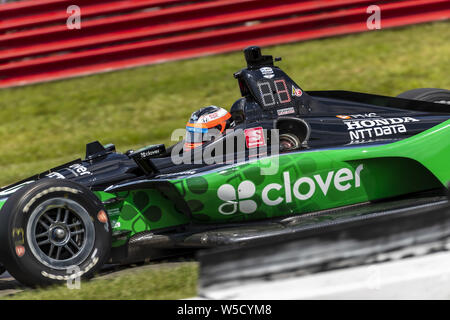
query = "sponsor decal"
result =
(342, 116, 419, 140)
(139, 149, 160, 158)
(15, 245, 25, 257)
(244, 127, 266, 148)
(46, 172, 65, 179)
(260, 67, 274, 79)
(202, 111, 219, 122)
(68, 163, 91, 176)
(218, 181, 256, 215)
(12, 228, 25, 245)
(292, 86, 303, 97)
(337, 113, 379, 120)
(346, 138, 394, 146)
(277, 107, 295, 116)
(217, 164, 364, 215)
(198, 108, 228, 123)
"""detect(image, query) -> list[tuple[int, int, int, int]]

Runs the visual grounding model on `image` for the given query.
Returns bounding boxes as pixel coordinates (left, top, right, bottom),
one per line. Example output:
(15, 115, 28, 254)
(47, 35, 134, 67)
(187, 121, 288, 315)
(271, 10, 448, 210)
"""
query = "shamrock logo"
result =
(217, 181, 257, 215)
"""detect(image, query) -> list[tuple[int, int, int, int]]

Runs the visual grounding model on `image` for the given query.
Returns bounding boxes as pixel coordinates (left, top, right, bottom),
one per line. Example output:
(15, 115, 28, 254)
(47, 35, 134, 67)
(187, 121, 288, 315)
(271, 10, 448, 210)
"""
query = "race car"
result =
(0, 46, 449, 287)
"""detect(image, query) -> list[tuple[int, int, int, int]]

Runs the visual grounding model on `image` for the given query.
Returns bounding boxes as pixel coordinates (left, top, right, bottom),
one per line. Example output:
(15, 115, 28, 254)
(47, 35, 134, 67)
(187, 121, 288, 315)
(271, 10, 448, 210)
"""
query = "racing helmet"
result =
(184, 106, 233, 150)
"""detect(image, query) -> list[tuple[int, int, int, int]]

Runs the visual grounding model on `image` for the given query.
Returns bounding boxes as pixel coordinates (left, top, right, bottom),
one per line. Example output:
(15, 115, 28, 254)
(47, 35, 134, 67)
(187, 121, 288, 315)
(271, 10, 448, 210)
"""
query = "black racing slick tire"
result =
(397, 88, 450, 105)
(0, 264, 5, 276)
(0, 179, 111, 287)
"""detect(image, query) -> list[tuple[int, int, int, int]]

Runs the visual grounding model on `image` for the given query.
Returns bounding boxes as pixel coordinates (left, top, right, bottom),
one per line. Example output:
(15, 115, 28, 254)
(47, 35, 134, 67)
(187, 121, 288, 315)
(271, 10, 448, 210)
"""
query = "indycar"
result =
(0, 46, 449, 287)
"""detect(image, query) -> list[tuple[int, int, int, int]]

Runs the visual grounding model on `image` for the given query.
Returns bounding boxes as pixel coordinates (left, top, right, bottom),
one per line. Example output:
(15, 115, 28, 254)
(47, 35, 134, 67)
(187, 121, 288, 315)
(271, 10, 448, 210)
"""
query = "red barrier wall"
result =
(0, 0, 449, 88)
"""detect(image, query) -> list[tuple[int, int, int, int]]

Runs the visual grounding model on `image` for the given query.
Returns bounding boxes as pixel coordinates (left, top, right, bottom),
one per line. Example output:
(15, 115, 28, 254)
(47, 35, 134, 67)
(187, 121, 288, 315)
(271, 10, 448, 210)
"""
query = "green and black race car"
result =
(0, 46, 449, 287)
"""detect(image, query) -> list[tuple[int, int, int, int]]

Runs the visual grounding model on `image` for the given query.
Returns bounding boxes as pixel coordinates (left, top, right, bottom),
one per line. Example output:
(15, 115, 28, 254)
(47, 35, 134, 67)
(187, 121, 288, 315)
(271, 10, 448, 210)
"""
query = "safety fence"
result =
(0, 0, 449, 88)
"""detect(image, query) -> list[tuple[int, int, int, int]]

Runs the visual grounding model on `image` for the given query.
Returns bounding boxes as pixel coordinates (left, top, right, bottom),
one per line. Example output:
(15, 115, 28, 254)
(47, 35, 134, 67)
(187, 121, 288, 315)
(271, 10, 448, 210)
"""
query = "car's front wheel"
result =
(0, 179, 111, 287)
(397, 88, 450, 105)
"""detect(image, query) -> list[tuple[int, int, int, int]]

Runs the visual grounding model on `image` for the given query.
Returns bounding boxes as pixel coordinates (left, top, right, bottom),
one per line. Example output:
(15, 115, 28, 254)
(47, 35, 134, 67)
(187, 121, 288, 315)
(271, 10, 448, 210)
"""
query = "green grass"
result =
(3, 262, 198, 300)
(0, 22, 448, 187)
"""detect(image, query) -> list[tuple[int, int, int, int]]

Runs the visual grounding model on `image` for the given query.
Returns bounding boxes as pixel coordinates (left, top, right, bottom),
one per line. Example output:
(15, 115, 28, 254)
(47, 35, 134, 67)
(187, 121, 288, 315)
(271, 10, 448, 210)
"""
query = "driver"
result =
(184, 106, 234, 150)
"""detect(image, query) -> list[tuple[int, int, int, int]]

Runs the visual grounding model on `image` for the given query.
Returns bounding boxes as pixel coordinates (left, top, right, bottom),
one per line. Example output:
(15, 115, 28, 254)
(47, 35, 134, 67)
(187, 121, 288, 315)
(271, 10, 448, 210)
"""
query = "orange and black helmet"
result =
(184, 106, 233, 150)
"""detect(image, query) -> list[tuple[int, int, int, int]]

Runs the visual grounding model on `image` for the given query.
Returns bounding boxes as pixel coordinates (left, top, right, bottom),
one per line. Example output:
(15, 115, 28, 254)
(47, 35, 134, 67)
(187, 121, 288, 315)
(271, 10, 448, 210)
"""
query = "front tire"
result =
(0, 179, 111, 287)
(397, 88, 450, 105)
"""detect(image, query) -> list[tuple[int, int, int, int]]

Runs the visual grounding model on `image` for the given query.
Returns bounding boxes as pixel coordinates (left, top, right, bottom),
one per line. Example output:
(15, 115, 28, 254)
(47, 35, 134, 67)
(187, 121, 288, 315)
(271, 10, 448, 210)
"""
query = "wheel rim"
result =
(26, 198, 95, 270)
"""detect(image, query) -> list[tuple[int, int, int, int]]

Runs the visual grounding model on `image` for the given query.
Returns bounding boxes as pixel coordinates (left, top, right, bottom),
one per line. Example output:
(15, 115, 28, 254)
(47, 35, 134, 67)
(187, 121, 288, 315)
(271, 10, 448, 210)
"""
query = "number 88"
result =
(257, 79, 291, 107)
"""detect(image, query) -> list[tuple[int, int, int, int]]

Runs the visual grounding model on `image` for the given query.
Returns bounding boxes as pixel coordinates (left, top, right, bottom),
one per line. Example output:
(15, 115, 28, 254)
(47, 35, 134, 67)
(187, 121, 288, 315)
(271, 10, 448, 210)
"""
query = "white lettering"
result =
(262, 183, 283, 206)
(283, 171, 292, 203)
(293, 177, 315, 200)
(334, 168, 353, 191)
(314, 171, 334, 196)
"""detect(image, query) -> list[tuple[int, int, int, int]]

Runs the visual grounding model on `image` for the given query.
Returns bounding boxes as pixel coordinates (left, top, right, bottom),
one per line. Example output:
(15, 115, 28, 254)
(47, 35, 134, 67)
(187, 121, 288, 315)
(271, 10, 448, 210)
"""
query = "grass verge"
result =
(3, 262, 198, 300)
